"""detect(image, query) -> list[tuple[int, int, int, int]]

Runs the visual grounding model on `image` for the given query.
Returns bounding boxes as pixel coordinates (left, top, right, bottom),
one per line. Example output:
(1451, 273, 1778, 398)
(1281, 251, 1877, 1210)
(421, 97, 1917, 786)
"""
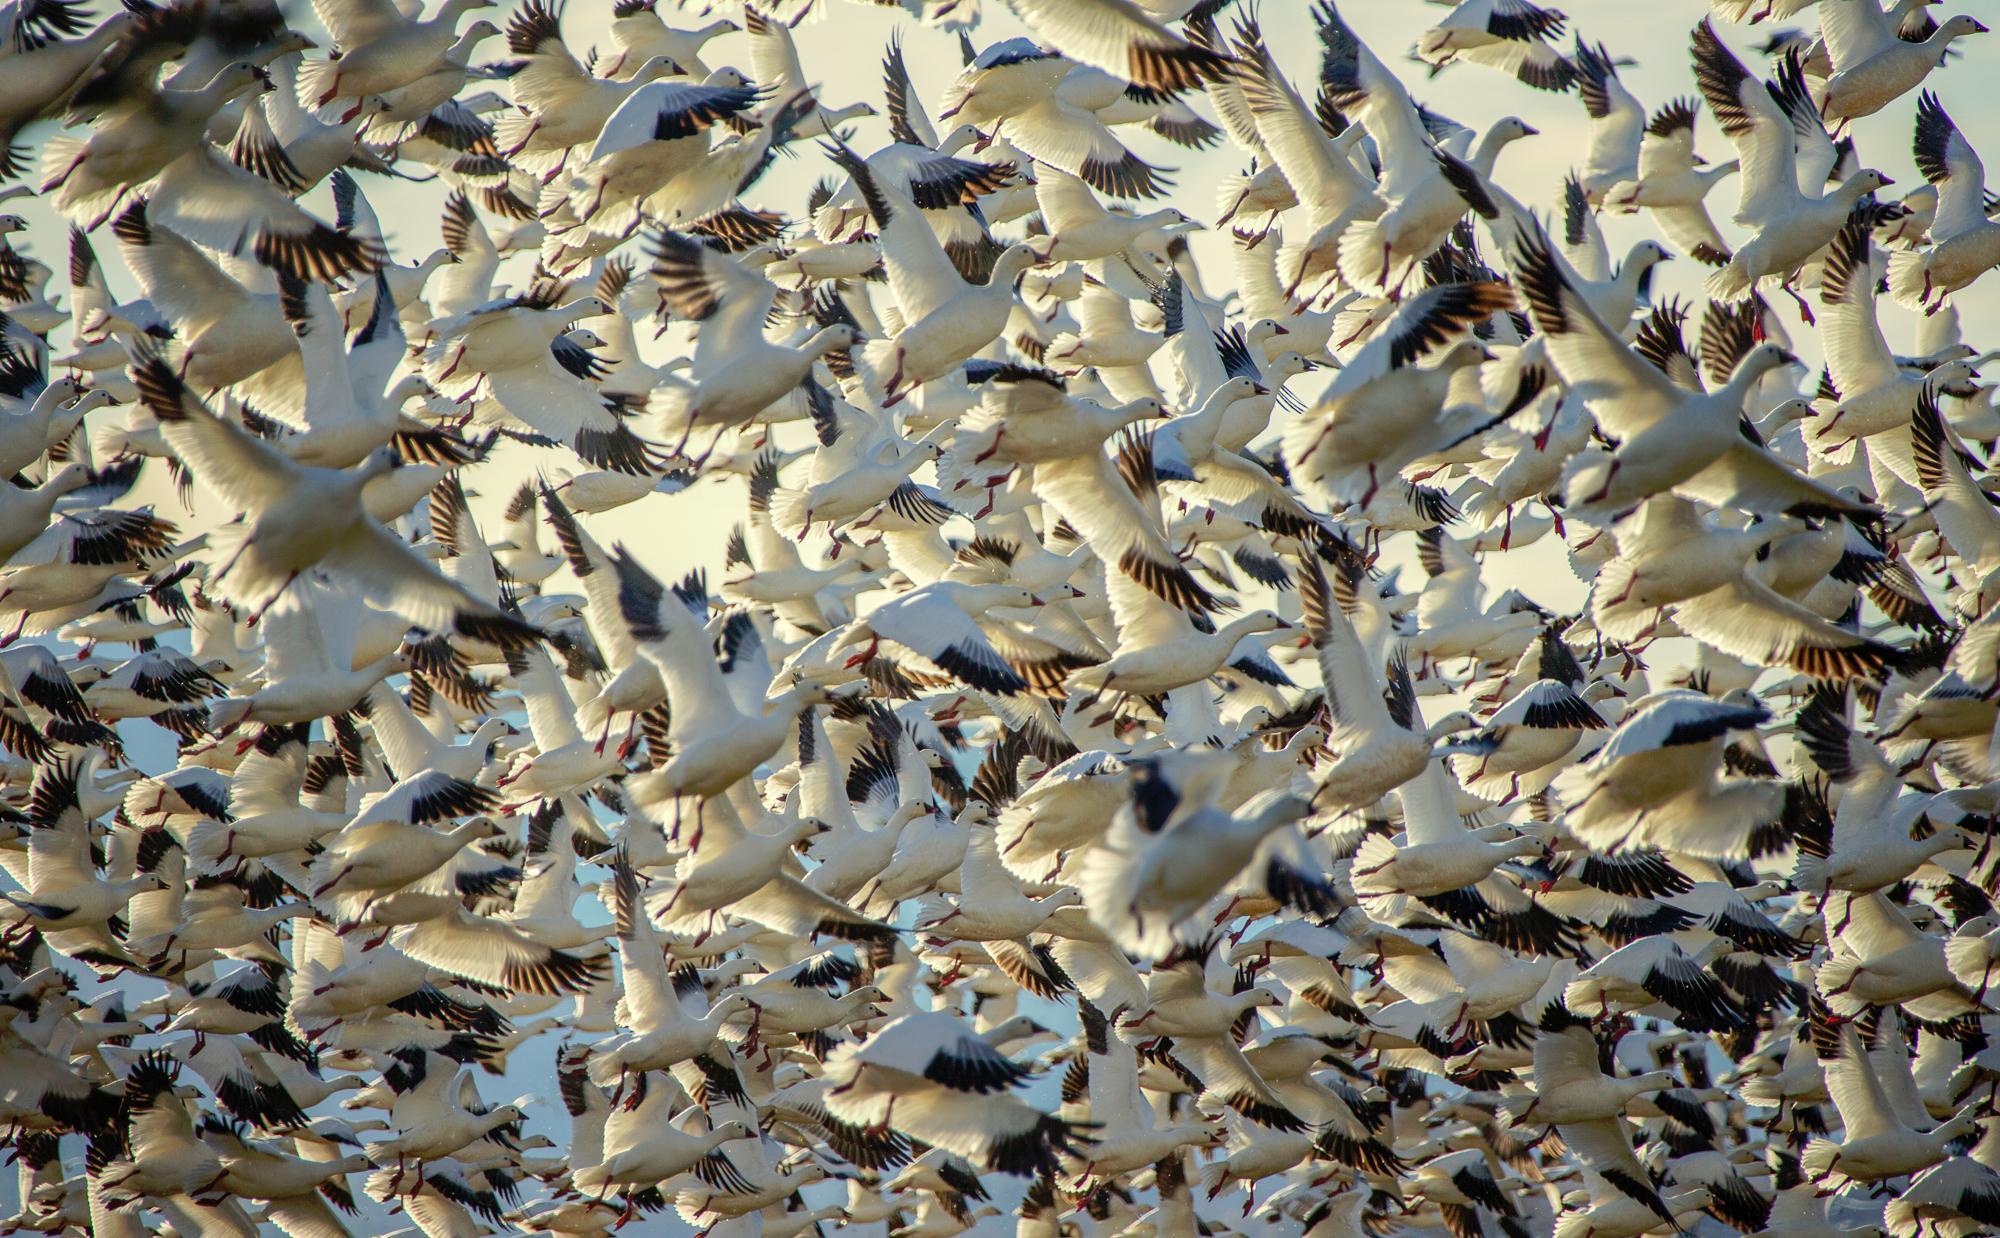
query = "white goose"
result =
(130, 351, 541, 643)
(1817, 1, 1986, 125)
(1889, 89, 2000, 313)
(649, 231, 860, 459)
(1692, 23, 1895, 306)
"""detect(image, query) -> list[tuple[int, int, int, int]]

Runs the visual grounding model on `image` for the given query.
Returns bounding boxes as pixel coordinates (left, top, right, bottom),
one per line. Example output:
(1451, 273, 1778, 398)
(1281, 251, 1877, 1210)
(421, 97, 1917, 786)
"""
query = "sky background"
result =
(7, 0, 1999, 1231)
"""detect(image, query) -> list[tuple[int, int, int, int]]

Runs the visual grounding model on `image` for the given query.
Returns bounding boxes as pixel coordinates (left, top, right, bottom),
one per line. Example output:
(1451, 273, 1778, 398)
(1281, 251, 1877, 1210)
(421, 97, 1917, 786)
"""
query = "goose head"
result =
(1219, 608, 1288, 642)
(1242, 319, 1286, 350)
(1473, 117, 1537, 174)
(1233, 984, 1285, 1014)
(196, 61, 270, 110)
(1725, 342, 1798, 392)
(555, 295, 613, 323)
(452, 19, 501, 51)
(1621, 239, 1673, 279)
(1193, 375, 1263, 416)
(1931, 13, 1989, 50)
(0, 215, 25, 236)
(1838, 168, 1896, 202)
(1433, 340, 1494, 374)
(808, 323, 862, 356)
(957, 582, 1039, 614)
(1758, 396, 1815, 430)
(708, 992, 757, 1023)
(35, 375, 88, 412)
(991, 243, 1042, 283)
(1929, 358, 1982, 399)
(1424, 710, 1479, 742)
(823, 101, 880, 126)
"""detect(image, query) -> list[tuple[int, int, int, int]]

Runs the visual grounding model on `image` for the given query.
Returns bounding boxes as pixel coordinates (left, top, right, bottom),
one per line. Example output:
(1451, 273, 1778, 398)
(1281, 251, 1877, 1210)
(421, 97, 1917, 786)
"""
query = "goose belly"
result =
(1928, 226, 2000, 292)
(1364, 842, 1499, 895)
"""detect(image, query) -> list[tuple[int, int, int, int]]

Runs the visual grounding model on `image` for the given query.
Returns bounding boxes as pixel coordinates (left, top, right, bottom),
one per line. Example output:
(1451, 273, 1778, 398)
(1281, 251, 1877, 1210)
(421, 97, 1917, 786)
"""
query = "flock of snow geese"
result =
(7, 0, 2000, 1232)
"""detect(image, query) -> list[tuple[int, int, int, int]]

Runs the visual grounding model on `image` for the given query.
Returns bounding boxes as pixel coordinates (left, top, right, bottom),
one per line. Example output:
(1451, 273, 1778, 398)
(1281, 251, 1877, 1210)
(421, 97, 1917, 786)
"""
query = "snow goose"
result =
(1119, 954, 1306, 1128)
(584, 855, 754, 1089)
(741, 5, 875, 139)
(821, 139, 1011, 323)
(991, 748, 1124, 882)
(1589, 495, 1801, 642)
(648, 230, 861, 457)
(1563, 936, 1747, 1031)
(0, 3, 142, 181)
(1663, 562, 1897, 684)
(769, 380, 956, 539)
(1507, 218, 1811, 519)
(823, 1010, 1093, 1178)
(1063, 541, 1287, 696)
(646, 785, 892, 944)
(1815, 216, 1980, 451)
(365, 1049, 528, 1190)
(308, 769, 500, 896)
(859, 236, 1040, 406)
(1794, 690, 1978, 896)
(267, 274, 425, 470)
(39, 57, 270, 228)
(1555, 690, 1788, 860)
(1318, 4, 1533, 292)
(1000, 0, 1230, 93)
(1572, 40, 1644, 203)
(1553, 1116, 1712, 1238)
(1602, 98, 1738, 266)
(1818, 889, 1975, 1021)
(0, 761, 164, 943)
(1031, 166, 1192, 266)
(1077, 754, 1312, 956)
(0, 350, 89, 478)
(1441, 673, 1609, 801)
(1501, 1005, 1682, 1131)
(1286, 557, 1426, 811)
(569, 1073, 755, 1202)
(1284, 280, 1514, 511)
(1692, 25, 1895, 305)
(1216, 16, 1375, 298)
(836, 580, 1042, 696)
(436, 296, 671, 478)
(612, 548, 834, 803)
(919, 820, 1081, 942)
(183, 726, 345, 873)
(1802, 1008, 1982, 1188)
(556, 69, 768, 237)
(940, 40, 1170, 199)
(1415, 0, 1578, 91)
(1890, 89, 2000, 313)
(1819, 1, 1986, 126)
(1066, 1002, 1223, 1184)
(0, 505, 181, 643)
(106, 201, 299, 399)
(140, 110, 386, 283)
(1354, 758, 1580, 956)
(602, 8, 738, 80)
(129, 352, 540, 645)
(92, 1052, 225, 1206)
(1910, 383, 2000, 610)
(1887, 1155, 2000, 1236)
(940, 365, 1159, 497)
(485, 0, 674, 176)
